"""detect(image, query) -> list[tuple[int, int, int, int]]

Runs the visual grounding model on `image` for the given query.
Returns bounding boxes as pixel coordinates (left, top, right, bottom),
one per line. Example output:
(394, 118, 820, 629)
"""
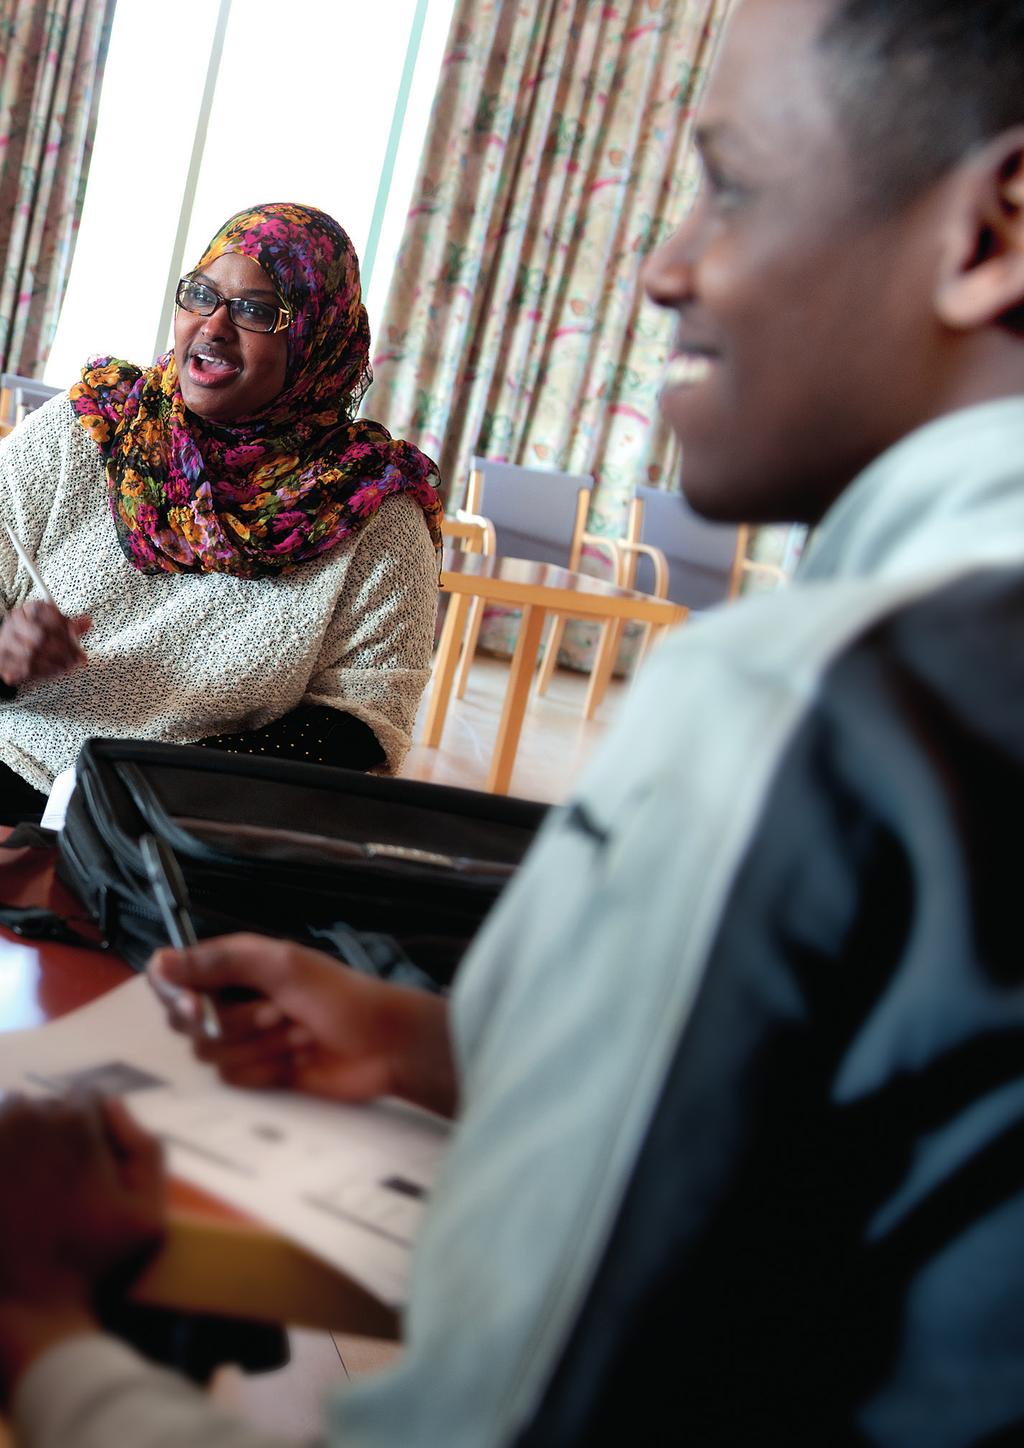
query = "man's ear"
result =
(935, 128, 1024, 331)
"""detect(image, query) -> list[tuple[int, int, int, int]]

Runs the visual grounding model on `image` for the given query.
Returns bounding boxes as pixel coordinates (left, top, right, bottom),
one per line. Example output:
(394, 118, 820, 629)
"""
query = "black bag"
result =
(57, 738, 549, 985)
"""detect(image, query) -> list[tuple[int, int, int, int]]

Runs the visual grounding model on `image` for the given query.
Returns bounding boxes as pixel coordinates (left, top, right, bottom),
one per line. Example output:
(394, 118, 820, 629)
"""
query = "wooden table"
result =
(425, 553, 687, 795)
(0, 837, 398, 1338)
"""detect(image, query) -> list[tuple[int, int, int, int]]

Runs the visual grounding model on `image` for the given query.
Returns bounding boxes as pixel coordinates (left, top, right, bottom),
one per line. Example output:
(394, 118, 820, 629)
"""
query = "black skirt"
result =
(0, 761, 48, 825)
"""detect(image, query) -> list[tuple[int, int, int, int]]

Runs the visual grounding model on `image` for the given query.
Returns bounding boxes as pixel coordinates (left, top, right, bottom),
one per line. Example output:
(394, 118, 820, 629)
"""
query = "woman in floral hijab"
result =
(70, 202, 443, 576)
(0, 204, 442, 821)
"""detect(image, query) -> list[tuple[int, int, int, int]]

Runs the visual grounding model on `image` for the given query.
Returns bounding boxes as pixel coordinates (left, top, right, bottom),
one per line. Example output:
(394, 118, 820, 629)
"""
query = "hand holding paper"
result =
(0, 978, 449, 1311)
(0, 1095, 165, 1401)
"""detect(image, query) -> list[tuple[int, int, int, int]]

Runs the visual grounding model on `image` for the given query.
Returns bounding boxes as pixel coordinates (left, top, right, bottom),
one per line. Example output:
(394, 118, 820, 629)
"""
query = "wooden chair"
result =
(440, 512, 496, 556)
(450, 458, 624, 707)
(554, 485, 794, 719)
(436, 513, 496, 651)
(620, 485, 789, 653)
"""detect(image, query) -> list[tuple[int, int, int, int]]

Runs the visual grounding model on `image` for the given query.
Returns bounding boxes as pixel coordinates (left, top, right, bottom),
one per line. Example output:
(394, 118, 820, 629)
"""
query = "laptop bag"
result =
(57, 738, 549, 984)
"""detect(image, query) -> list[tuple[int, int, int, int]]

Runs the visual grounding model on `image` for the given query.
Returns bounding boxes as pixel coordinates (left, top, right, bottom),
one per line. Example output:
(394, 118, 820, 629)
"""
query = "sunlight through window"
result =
(46, 0, 455, 387)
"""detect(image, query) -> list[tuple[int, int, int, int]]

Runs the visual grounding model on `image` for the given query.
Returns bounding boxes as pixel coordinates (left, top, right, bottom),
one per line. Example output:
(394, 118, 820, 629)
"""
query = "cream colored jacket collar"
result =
(802, 398, 1024, 585)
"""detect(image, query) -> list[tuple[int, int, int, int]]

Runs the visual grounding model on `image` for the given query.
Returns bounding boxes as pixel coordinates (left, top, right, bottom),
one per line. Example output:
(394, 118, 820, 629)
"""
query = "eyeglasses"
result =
(175, 276, 292, 334)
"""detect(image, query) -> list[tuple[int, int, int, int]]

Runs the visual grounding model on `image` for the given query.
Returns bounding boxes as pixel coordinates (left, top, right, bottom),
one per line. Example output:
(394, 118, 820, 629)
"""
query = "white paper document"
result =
(0, 978, 449, 1307)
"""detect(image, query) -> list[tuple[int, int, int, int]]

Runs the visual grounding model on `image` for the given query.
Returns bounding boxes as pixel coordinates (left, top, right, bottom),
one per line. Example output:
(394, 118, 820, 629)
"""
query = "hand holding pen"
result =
(141, 834, 223, 1041)
(0, 524, 90, 686)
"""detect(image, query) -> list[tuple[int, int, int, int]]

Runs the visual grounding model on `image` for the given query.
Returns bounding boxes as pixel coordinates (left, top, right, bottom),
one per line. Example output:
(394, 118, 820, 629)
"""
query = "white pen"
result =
(3, 522, 54, 606)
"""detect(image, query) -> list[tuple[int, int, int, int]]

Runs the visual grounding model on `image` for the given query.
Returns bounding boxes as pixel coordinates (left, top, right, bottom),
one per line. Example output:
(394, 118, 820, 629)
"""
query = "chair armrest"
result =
(580, 531, 627, 584)
(739, 559, 788, 587)
(449, 511, 497, 555)
(613, 539, 670, 598)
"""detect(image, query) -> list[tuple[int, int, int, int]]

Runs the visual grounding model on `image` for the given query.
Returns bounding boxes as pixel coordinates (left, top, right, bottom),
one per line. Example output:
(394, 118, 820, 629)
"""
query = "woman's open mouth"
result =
(188, 349, 241, 388)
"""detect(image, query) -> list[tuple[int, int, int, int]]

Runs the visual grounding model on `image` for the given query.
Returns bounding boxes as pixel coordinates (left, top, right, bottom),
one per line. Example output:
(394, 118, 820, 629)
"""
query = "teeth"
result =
(664, 354, 714, 388)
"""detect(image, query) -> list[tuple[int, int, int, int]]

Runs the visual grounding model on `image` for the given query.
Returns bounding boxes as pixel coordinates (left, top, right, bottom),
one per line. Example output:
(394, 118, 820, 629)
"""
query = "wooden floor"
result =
(213, 651, 633, 1431)
(403, 651, 627, 804)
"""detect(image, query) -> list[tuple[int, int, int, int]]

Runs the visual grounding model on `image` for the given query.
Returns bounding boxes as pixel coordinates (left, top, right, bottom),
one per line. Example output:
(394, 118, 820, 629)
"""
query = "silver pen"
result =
(140, 833, 222, 1041)
(3, 522, 53, 605)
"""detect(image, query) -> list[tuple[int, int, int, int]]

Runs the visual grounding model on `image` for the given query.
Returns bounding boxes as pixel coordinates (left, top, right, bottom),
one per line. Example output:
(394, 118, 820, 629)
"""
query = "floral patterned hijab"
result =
(69, 203, 443, 578)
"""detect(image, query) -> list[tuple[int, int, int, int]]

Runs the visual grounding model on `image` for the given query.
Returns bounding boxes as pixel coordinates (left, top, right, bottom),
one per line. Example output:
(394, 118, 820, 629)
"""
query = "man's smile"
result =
(663, 352, 717, 390)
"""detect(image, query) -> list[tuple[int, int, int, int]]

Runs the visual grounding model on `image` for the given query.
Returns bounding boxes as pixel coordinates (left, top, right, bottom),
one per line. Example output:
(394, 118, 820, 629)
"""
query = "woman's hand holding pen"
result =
(150, 934, 458, 1119)
(0, 602, 90, 686)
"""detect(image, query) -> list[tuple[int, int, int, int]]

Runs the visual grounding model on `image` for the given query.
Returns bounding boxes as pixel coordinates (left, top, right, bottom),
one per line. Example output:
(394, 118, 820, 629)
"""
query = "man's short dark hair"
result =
(818, 1, 1024, 209)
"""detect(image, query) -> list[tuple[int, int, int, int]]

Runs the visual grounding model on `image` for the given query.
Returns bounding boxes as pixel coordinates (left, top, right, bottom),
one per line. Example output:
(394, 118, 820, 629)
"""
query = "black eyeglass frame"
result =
(175, 276, 293, 335)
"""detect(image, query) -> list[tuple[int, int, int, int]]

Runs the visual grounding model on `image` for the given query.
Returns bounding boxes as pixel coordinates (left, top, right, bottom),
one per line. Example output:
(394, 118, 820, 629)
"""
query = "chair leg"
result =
(454, 597, 485, 700)
(632, 621, 654, 672)
(641, 623, 670, 663)
(626, 621, 678, 696)
(423, 593, 472, 747)
(535, 616, 566, 697)
(487, 605, 547, 796)
(583, 619, 622, 722)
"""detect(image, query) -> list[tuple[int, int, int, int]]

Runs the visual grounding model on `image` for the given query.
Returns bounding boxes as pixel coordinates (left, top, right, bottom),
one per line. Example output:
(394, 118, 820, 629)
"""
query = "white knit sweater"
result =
(0, 395, 438, 790)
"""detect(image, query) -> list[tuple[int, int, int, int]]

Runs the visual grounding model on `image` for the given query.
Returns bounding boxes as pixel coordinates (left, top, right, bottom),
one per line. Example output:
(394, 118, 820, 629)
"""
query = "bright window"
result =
(45, 0, 455, 388)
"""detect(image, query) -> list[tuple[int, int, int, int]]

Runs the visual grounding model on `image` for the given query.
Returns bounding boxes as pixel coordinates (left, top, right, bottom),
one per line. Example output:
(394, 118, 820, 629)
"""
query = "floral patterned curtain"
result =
(0, 0, 116, 377)
(362, 0, 733, 667)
